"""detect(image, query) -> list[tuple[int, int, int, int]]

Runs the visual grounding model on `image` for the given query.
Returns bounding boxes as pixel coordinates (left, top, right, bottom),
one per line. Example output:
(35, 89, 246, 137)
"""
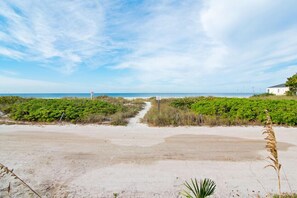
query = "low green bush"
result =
(9, 99, 119, 122)
(0, 96, 30, 114)
(251, 93, 275, 97)
(144, 97, 297, 126)
(0, 96, 144, 125)
(191, 98, 297, 126)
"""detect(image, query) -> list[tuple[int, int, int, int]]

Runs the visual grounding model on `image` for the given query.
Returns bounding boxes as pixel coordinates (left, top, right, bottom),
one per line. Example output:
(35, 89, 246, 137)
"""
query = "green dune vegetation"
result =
(143, 96, 297, 127)
(0, 96, 144, 125)
(251, 93, 297, 100)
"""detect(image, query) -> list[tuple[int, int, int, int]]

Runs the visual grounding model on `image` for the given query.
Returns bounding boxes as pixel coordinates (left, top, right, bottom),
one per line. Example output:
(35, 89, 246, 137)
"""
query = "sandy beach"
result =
(0, 123, 296, 197)
(1, 0, 296, 197)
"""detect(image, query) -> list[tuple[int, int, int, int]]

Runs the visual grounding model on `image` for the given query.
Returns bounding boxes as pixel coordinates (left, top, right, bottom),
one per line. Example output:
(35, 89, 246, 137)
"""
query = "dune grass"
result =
(0, 163, 41, 197)
(263, 111, 282, 197)
(251, 94, 297, 100)
(273, 194, 297, 198)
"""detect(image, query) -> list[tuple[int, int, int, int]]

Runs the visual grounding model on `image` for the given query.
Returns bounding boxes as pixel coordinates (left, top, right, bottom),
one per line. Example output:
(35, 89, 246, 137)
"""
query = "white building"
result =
(266, 84, 289, 95)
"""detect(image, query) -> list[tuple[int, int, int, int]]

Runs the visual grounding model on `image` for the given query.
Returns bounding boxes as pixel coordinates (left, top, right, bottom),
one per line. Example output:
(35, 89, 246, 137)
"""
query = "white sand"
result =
(127, 102, 151, 128)
(0, 124, 296, 197)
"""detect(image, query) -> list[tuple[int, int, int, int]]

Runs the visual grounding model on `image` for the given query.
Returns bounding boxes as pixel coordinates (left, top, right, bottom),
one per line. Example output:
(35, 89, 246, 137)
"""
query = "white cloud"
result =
(199, 0, 297, 84)
(109, 0, 297, 92)
(0, 47, 23, 59)
(0, 0, 106, 73)
(110, 1, 209, 86)
(0, 0, 297, 92)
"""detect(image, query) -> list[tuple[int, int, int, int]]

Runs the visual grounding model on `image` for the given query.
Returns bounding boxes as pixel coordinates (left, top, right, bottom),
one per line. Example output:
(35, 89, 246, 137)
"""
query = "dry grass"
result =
(73, 98, 145, 126)
(68, 98, 145, 125)
(273, 193, 297, 198)
(143, 99, 202, 126)
(0, 163, 41, 197)
(143, 99, 259, 127)
(263, 111, 282, 197)
(251, 95, 297, 100)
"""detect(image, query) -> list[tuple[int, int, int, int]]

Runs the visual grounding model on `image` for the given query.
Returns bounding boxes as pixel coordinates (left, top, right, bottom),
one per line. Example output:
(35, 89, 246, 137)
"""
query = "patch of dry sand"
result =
(0, 125, 296, 197)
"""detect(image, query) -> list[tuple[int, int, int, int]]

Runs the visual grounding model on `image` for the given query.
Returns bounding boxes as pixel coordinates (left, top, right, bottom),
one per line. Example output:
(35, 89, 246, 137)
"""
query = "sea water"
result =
(0, 93, 256, 98)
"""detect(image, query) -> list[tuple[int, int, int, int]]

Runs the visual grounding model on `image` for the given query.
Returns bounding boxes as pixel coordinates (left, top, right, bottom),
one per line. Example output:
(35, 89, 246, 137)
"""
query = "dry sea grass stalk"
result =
(263, 110, 281, 197)
(0, 163, 41, 197)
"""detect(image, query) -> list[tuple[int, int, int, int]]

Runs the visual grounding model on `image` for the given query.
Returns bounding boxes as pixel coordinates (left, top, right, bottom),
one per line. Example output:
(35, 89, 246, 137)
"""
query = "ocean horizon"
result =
(0, 93, 257, 98)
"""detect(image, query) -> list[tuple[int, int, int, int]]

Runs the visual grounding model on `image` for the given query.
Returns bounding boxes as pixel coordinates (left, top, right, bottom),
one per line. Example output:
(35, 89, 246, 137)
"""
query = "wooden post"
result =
(158, 100, 160, 112)
(156, 96, 161, 113)
(90, 91, 94, 100)
(59, 112, 65, 122)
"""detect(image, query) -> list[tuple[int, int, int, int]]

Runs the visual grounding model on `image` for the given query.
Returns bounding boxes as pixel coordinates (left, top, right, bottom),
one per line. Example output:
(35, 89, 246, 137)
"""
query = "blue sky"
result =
(0, 0, 297, 93)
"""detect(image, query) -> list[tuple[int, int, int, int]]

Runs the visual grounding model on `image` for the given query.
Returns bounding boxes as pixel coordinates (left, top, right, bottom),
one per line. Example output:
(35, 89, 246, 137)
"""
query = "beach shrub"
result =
(0, 96, 30, 114)
(2, 97, 144, 125)
(251, 93, 275, 97)
(171, 97, 204, 109)
(9, 99, 119, 122)
(191, 98, 297, 126)
(144, 97, 297, 126)
(110, 113, 128, 125)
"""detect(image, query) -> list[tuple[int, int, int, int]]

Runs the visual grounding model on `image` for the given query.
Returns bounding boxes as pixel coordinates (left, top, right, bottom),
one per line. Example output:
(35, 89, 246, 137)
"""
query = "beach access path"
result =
(127, 101, 151, 127)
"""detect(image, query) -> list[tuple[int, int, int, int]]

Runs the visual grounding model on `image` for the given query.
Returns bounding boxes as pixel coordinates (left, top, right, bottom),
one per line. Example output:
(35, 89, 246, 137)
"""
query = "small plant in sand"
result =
(273, 193, 297, 198)
(263, 110, 282, 197)
(0, 163, 41, 197)
(181, 178, 216, 198)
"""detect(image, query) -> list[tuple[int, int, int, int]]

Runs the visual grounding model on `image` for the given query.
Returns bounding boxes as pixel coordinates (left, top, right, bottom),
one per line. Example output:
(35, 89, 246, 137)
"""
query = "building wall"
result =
(267, 87, 289, 95)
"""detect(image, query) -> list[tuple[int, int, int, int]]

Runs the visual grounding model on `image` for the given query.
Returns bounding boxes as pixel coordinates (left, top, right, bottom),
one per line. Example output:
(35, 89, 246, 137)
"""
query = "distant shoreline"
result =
(0, 92, 256, 99)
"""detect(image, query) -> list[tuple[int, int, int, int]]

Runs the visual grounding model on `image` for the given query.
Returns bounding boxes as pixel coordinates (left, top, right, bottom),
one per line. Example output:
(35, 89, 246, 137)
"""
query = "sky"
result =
(0, 0, 297, 93)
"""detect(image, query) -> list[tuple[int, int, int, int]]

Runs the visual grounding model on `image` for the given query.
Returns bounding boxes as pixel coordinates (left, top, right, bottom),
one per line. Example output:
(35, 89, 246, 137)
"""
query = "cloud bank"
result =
(107, 0, 297, 91)
(0, 0, 106, 73)
(0, 0, 297, 92)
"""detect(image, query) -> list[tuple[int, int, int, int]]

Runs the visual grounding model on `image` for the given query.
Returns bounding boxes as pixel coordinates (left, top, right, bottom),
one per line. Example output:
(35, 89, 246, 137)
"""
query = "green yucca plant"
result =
(0, 163, 41, 198)
(263, 110, 282, 197)
(182, 178, 216, 198)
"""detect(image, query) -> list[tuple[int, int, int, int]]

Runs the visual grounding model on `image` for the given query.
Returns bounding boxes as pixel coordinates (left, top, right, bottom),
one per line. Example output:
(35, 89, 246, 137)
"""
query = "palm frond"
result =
(182, 178, 216, 198)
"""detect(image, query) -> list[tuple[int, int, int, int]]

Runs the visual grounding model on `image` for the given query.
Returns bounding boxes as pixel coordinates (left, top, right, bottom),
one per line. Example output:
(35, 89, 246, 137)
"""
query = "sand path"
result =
(127, 102, 151, 127)
(0, 125, 296, 197)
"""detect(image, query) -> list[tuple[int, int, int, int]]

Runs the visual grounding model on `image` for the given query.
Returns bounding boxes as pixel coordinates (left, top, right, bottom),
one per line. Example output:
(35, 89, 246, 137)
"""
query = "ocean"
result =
(0, 93, 256, 98)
